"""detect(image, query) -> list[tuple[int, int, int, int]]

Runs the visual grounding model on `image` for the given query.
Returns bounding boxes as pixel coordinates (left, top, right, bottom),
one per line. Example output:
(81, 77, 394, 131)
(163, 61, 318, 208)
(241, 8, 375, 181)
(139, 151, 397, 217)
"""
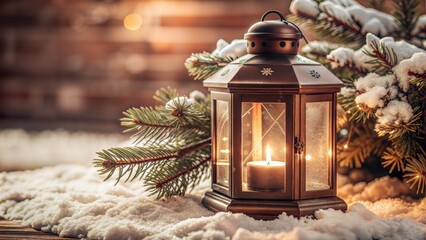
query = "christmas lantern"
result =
(202, 10, 347, 219)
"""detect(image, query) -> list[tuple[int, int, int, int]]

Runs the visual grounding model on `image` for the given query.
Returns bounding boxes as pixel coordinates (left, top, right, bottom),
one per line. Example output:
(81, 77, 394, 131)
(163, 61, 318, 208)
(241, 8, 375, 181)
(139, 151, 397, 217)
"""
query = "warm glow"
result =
(220, 149, 230, 154)
(306, 154, 312, 161)
(344, 144, 348, 149)
(266, 144, 272, 163)
(222, 137, 228, 141)
(329, 149, 332, 157)
(123, 13, 143, 31)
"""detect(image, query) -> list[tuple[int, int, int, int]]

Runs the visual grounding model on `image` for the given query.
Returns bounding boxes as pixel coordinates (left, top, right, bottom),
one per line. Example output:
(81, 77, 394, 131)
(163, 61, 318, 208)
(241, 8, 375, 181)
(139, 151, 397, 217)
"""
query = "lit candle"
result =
(247, 145, 285, 191)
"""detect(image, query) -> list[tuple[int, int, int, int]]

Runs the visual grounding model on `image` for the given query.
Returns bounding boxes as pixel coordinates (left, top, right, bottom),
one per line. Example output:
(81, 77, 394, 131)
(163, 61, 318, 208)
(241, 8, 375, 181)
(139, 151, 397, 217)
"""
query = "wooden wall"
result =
(0, 0, 287, 132)
(0, 0, 424, 132)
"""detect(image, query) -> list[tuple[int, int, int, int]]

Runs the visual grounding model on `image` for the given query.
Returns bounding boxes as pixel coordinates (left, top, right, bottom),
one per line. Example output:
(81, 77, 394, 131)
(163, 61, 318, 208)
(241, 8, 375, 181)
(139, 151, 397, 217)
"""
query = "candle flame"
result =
(306, 154, 312, 161)
(266, 144, 272, 164)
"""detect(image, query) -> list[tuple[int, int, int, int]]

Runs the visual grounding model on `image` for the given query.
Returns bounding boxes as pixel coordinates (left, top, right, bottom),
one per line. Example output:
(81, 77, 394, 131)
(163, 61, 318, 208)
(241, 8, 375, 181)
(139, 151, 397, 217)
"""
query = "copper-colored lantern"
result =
(202, 10, 347, 219)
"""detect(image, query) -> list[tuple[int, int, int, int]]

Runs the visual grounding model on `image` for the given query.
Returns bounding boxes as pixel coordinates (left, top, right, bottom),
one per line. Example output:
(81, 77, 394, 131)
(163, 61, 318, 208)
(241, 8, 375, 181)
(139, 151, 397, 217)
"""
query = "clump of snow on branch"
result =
(412, 15, 426, 36)
(333, 34, 423, 140)
(346, 5, 397, 35)
(375, 100, 414, 132)
(394, 52, 426, 91)
(366, 34, 425, 63)
(319, 1, 359, 30)
(165, 96, 194, 110)
(290, 0, 397, 36)
(212, 39, 247, 59)
(327, 45, 373, 71)
(340, 87, 356, 97)
(189, 90, 206, 102)
(0, 165, 425, 240)
(354, 73, 397, 109)
(328, 33, 425, 73)
(290, 0, 319, 18)
(301, 41, 341, 56)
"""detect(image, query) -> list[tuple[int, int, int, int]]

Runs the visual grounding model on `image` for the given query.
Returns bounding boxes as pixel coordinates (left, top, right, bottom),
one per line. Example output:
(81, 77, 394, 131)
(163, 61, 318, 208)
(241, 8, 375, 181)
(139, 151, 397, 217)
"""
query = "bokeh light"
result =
(123, 13, 143, 31)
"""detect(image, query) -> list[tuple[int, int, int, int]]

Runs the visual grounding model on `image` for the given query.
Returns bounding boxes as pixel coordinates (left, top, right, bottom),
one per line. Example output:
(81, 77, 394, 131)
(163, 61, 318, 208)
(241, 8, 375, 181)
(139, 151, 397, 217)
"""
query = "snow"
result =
(327, 48, 355, 68)
(354, 73, 395, 91)
(362, 18, 387, 36)
(412, 15, 426, 35)
(212, 39, 229, 56)
(353, 73, 397, 109)
(375, 100, 414, 129)
(189, 90, 206, 102)
(394, 52, 426, 92)
(0, 130, 425, 239)
(290, 0, 319, 18)
(319, 1, 359, 30)
(355, 86, 388, 108)
(212, 39, 247, 59)
(328, 34, 425, 75)
(339, 87, 356, 97)
(0, 129, 123, 171)
(366, 33, 425, 63)
(327, 45, 374, 71)
(165, 96, 194, 109)
(0, 165, 424, 239)
(290, 0, 397, 36)
(301, 41, 341, 56)
(347, 5, 396, 36)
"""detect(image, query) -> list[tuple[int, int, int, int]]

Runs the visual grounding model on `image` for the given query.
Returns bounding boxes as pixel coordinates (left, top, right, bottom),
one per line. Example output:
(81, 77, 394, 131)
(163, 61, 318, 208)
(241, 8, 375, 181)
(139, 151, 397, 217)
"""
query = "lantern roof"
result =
(203, 54, 343, 93)
(203, 10, 343, 94)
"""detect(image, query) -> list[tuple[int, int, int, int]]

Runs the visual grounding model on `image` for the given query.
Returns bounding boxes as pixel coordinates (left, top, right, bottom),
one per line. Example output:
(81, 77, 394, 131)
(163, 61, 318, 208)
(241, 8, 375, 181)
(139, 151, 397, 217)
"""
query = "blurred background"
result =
(0, 0, 289, 133)
(0, 0, 289, 170)
(1, 0, 425, 171)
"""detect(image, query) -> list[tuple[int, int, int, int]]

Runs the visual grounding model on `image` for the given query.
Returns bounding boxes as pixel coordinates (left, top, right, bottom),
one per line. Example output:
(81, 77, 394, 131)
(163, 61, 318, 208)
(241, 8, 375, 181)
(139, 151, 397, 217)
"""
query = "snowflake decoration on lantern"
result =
(261, 68, 274, 76)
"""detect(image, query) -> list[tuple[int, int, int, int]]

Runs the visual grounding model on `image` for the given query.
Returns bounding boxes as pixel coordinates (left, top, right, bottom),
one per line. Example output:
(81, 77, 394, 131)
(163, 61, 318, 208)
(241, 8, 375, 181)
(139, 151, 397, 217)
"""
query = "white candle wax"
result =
(246, 145, 285, 191)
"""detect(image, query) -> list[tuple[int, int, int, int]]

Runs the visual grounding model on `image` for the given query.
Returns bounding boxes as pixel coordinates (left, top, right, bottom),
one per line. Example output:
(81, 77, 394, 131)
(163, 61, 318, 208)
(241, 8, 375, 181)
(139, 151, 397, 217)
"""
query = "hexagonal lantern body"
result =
(202, 11, 347, 219)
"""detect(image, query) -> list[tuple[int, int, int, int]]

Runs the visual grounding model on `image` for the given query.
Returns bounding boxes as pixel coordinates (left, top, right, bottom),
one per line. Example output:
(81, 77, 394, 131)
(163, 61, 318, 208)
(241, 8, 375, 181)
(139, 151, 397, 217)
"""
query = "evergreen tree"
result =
(95, 0, 426, 197)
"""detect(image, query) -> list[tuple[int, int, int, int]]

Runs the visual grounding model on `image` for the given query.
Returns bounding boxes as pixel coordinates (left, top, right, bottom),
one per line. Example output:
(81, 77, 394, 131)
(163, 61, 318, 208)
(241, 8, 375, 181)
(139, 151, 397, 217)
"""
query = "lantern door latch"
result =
(294, 137, 304, 154)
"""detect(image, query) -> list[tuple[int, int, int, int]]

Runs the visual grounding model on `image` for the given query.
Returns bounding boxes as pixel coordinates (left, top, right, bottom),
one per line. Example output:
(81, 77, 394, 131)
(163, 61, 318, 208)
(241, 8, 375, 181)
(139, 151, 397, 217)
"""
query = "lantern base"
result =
(202, 191, 347, 220)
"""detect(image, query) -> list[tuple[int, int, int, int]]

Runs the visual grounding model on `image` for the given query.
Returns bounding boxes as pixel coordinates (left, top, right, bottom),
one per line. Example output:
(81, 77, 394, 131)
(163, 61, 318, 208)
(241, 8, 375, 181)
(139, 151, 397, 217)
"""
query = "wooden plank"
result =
(0, 219, 76, 239)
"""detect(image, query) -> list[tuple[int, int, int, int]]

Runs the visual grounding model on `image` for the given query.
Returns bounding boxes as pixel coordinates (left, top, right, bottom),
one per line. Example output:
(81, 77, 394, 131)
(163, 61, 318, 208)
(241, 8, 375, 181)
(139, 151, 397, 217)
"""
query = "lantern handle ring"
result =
(261, 10, 286, 22)
(261, 10, 309, 45)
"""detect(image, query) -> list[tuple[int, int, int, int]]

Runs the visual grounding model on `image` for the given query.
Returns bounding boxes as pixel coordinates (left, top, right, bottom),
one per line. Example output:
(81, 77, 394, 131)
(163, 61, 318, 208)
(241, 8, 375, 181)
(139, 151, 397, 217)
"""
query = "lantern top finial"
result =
(244, 10, 308, 55)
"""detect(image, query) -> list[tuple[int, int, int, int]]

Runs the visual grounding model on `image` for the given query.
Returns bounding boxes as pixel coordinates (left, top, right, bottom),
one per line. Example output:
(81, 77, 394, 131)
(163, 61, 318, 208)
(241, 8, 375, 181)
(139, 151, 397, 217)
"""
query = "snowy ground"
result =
(0, 129, 425, 239)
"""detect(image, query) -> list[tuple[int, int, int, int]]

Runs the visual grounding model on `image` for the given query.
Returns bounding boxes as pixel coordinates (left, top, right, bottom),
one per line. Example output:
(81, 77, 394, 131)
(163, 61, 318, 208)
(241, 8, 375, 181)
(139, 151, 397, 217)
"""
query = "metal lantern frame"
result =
(202, 10, 347, 219)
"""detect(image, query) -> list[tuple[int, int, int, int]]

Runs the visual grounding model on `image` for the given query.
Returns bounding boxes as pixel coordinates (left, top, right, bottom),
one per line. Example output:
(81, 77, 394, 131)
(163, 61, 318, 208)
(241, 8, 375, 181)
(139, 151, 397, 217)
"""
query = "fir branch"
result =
(382, 147, 405, 173)
(184, 52, 234, 80)
(145, 149, 211, 198)
(338, 120, 389, 168)
(393, 0, 419, 41)
(327, 61, 368, 76)
(368, 0, 387, 12)
(363, 39, 398, 75)
(154, 155, 210, 190)
(290, 15, 363, 45)
(338, 93, 375, 123)
(375, 107, 423, 157)
(408, 71, 426, 89)
(404, 150, 426, 194)
(94, 138, 211, 191)
(153, 87, 178, 104)
(97, 138, 211, 169)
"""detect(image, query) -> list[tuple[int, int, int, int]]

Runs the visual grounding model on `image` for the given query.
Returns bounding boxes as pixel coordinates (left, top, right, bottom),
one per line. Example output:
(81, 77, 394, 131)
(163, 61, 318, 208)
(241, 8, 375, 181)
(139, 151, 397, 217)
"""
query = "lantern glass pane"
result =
(305, 101, 331, 191)
(241, 102, 286, 192)
(215, 100, 230, 187)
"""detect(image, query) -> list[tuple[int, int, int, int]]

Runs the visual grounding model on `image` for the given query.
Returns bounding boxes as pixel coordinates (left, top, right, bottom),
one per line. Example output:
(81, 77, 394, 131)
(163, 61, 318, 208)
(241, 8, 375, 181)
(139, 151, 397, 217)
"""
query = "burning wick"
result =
(266, 144, 272, 166)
